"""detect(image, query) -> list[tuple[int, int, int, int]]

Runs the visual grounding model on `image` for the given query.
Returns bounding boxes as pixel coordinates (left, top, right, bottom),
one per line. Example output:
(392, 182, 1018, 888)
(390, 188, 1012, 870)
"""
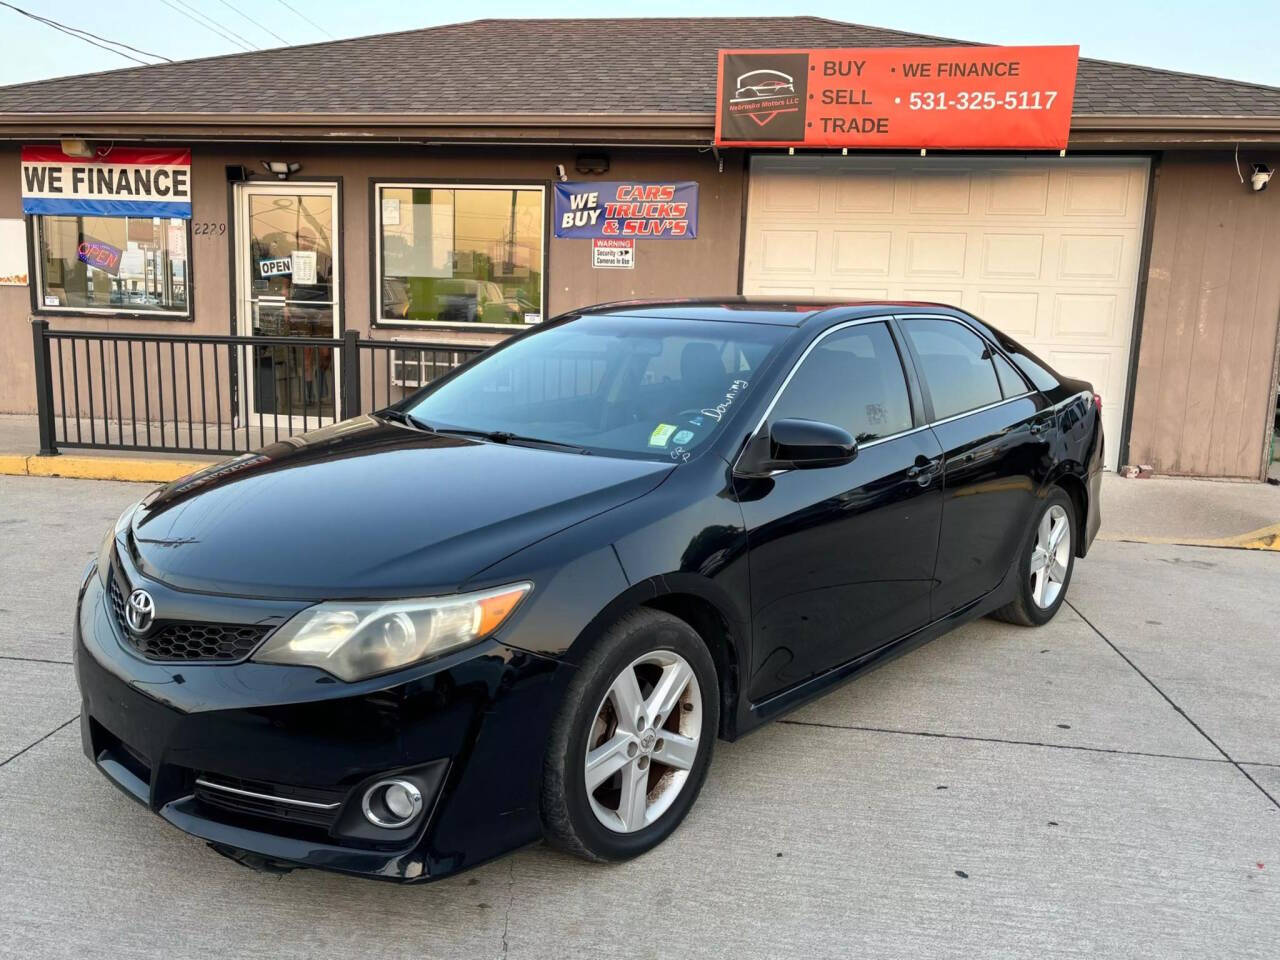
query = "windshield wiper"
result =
(436, 427, 589, 454)
(377, 409, 435, 432)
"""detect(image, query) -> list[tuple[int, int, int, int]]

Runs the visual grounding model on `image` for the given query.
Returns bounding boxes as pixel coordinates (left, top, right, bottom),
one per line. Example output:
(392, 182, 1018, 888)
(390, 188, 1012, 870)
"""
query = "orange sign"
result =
(715, 46, 1078, 150)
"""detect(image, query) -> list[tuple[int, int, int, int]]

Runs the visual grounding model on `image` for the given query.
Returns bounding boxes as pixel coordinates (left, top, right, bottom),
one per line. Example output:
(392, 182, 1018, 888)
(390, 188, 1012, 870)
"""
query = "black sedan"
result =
(75, 299, 1102, 881)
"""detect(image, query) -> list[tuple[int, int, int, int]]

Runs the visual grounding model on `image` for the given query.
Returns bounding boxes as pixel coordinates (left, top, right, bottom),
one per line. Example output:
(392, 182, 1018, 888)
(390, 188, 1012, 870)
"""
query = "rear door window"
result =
(770, 322, 914, 442)
(901, 318, 1003, 420)
(992, 352, 1029, 398)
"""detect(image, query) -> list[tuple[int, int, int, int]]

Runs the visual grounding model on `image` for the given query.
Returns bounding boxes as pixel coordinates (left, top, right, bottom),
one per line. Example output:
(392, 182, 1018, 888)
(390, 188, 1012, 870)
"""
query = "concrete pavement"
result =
(1, 474, 1277, 959)
(1097, 471, 1279, 548)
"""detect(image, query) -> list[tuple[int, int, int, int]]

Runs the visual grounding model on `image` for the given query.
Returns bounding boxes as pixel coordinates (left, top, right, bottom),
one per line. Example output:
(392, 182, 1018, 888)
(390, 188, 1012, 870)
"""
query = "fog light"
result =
(361, 778, 424, 829)
(385, 782, 415, 819)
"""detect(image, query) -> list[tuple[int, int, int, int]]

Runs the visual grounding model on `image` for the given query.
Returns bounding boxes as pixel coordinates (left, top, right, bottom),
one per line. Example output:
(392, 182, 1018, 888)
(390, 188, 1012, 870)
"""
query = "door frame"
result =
(231, 177, 344, 426)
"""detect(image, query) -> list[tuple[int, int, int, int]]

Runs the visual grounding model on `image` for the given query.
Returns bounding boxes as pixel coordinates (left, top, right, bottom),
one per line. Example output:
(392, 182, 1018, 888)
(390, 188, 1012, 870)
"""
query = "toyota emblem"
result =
(125, 588, 156, 635)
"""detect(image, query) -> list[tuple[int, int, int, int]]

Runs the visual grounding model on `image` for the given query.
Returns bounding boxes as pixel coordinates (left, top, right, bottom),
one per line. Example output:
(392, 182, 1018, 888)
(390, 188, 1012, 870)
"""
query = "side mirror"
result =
(737, 418, 858, 475)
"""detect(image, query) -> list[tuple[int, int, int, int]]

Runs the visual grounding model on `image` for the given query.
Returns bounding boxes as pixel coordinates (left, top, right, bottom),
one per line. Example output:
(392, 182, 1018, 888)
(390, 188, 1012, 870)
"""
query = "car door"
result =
(897, 315, 1052, 619)
(736, 320, 945, 704)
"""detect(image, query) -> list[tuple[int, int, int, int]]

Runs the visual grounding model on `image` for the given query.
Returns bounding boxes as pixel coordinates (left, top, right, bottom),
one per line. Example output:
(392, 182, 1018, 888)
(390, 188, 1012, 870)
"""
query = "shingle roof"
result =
(1, 16, 1277, 120)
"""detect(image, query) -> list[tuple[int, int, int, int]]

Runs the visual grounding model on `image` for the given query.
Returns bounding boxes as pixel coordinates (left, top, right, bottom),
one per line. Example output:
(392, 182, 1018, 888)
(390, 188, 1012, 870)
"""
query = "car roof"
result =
(576, 297, 960, 327)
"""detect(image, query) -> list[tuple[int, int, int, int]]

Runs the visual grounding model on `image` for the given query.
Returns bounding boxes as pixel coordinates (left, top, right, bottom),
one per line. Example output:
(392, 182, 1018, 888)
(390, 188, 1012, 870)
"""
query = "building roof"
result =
(1, 16, 1277, 127)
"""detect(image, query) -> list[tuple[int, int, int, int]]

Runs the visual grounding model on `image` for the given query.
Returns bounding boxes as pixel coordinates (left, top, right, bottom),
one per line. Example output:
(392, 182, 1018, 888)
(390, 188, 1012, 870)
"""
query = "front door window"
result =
(769, 322, 915, 442)
(236, 184, 339, 422)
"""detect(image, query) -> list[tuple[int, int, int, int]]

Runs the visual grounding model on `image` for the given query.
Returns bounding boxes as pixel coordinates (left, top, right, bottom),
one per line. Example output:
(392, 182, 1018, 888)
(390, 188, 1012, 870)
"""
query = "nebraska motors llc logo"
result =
(719, 52, 809, 141)
(731, 70, 799, 125)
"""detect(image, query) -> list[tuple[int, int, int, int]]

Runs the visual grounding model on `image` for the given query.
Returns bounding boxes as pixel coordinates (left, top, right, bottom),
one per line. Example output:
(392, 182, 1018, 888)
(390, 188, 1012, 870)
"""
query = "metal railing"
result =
(30, 318, 487, 457)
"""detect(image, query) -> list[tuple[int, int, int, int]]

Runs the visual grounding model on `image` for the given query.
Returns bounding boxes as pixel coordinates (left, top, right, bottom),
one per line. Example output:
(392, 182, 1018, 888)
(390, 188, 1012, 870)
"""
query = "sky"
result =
(1, 0, 1277, 89)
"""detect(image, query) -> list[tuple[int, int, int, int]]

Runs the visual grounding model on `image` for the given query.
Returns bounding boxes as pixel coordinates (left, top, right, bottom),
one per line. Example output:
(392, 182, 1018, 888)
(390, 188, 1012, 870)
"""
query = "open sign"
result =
(77, 239, 122, 276)
(258, 257, 292, 278)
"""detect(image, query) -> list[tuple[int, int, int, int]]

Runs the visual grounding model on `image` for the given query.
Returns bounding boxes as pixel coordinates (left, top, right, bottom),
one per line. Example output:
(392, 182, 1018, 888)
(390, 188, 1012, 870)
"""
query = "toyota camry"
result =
(75, 299, 1102, 881)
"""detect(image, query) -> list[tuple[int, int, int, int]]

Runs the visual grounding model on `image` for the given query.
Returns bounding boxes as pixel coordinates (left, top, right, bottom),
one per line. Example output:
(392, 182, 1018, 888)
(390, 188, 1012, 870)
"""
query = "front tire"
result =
(992, 487, 1076, 627)
(541, 608, 718, 862)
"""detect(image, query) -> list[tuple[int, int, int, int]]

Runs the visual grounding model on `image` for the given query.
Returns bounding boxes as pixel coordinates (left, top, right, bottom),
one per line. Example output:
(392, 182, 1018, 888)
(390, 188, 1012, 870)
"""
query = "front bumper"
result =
(74, 568, 571, 882)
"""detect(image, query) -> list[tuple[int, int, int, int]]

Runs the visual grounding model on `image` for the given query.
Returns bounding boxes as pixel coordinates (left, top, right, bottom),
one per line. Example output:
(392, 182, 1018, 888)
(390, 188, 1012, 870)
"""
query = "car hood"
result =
(128, 416, 672, 599)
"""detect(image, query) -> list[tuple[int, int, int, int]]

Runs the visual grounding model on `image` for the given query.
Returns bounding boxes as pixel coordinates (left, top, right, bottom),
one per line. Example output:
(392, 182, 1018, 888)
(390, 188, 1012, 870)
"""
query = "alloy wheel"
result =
(584, 651, 702, 833)
(1030, 503, 1071, 608)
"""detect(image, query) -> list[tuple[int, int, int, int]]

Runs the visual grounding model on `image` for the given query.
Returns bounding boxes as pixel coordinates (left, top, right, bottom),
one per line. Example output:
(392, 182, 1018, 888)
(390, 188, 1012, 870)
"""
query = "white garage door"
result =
(743, 155, 1150, 469)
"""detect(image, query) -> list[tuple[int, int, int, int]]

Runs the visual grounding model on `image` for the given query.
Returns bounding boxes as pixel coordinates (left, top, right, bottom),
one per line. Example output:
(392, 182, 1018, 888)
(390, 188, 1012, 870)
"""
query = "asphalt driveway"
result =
(0, 475, 1276, 959)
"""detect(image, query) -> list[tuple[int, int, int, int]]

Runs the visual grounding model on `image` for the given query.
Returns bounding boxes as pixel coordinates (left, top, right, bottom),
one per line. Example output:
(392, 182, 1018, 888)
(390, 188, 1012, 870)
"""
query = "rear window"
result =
(972, 319, 1058, 392)
(1006, 346, 1058, 392)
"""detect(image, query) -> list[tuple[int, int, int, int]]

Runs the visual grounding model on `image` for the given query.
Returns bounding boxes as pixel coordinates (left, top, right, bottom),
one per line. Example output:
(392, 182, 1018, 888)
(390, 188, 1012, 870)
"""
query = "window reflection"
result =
(37, 214, 189, 314)
(378, 186, 543, 325)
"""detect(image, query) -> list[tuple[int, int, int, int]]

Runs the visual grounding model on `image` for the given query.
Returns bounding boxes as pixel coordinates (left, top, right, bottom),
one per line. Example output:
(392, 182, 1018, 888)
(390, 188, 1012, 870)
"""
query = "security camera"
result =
(555, 164, 568, 183)
(1250, 163, 1273, 192)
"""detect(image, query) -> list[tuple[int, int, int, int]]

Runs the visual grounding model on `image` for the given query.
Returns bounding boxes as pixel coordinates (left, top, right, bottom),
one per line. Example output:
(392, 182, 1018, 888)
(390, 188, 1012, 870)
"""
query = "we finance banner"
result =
(21, 146, 192, 218)
(715, 46, 1078, 150)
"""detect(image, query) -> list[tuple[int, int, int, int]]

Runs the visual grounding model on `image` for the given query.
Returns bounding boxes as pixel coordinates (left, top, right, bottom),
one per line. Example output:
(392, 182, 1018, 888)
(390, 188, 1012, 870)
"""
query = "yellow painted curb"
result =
(0, 454, 29, 476)
(1226, 522, 1280, 551)
(0, 454, 212, 484)
(1099, 522, 1280, 552)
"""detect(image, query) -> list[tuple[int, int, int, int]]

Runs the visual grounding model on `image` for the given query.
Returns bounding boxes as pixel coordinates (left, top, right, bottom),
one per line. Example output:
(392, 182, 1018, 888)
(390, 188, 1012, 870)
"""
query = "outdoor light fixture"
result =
(1234, 145, 1273, 193)
(59, 138, 93, 158)
(1249, 163, 1273, 192)
(262, 160, 302, 180)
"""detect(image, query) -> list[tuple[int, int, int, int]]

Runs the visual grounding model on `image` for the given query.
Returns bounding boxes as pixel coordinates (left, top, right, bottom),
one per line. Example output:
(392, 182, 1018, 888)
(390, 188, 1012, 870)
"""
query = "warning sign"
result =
(592, 238, 635, 269)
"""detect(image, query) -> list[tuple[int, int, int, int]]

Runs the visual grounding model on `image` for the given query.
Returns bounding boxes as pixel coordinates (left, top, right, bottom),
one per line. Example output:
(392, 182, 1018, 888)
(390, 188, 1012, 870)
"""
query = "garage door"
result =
(743, 156, 1150, 469)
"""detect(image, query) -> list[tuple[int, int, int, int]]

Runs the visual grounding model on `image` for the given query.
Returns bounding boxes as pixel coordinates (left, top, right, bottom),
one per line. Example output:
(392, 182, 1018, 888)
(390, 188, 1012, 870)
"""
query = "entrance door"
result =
(234, 182, 340, 425)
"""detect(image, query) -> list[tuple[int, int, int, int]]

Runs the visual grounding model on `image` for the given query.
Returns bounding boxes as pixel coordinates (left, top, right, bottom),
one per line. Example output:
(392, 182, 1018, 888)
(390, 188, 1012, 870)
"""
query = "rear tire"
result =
(541, 608, 718, 862)
(991, 486, 1077, 627)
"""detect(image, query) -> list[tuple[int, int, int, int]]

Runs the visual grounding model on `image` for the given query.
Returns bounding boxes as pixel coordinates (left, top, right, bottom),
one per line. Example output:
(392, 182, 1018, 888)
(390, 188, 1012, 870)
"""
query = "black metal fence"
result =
(30, 318, 486, 457)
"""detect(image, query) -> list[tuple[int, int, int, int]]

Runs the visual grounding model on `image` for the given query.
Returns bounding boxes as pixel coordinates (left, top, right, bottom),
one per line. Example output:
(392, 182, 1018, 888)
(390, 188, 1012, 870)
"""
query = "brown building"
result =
(0, 17, 1277, 479)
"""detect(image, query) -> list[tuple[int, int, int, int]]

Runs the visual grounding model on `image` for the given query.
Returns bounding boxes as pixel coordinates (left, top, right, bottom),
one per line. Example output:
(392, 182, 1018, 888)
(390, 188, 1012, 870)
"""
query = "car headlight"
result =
(252, 582, 532, 682)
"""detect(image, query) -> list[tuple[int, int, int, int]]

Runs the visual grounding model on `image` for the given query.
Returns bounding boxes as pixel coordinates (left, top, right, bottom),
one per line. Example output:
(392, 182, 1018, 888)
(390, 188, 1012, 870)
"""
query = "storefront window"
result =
(36, 214, 189, 315)
(376, 184, 543, 326)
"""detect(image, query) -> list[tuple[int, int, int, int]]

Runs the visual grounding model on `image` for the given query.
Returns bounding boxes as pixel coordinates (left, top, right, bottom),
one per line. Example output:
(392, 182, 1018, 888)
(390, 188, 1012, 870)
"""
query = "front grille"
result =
(108, 565, 272, 662)
(193, 773, 345, 830)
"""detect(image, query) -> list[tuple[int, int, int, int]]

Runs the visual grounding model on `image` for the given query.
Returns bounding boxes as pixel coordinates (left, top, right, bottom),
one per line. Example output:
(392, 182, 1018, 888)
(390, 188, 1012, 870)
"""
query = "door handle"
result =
(1029, 419, 1049, 435)
(907, 456, 942, 485)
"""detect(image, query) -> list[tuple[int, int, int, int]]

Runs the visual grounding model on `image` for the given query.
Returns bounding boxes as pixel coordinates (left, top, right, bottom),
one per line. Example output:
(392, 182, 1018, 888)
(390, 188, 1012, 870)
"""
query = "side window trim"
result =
(882, 316, 926, 429)
(894, 313, 1036, 425)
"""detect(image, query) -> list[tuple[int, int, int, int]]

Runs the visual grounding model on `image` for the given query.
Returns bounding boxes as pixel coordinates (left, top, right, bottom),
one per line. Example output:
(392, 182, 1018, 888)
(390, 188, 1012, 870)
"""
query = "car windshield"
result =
(404, 314, 791, 460)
